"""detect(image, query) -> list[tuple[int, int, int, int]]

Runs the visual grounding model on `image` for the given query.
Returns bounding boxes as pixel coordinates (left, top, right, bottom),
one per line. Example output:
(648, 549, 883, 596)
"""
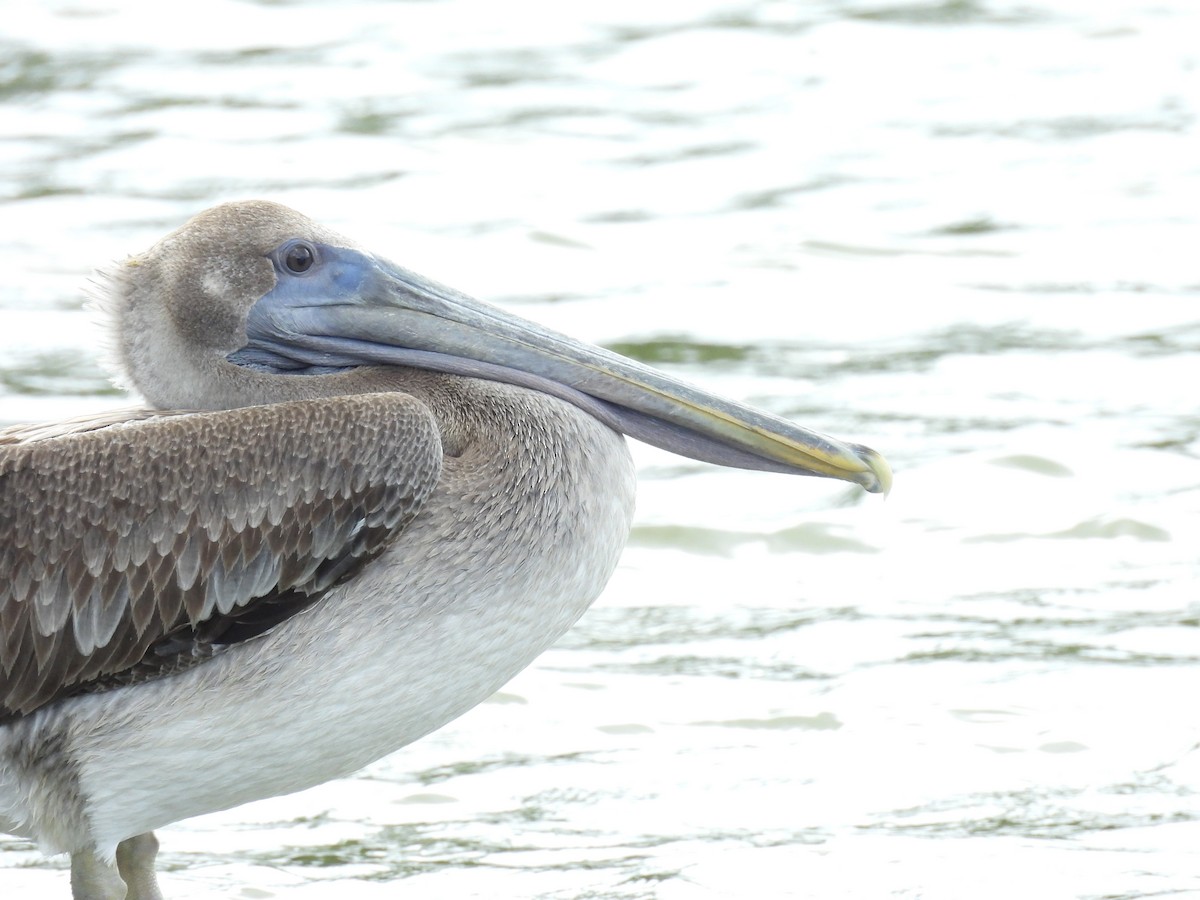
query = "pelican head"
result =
(101, 200, 890, 493)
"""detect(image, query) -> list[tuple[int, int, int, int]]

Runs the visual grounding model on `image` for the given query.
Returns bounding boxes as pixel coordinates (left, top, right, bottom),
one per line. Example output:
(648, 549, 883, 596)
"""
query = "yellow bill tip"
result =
(851, 444, 892, 496)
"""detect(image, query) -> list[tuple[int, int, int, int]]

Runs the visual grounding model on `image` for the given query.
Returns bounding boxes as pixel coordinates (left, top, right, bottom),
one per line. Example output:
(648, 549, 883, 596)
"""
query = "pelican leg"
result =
(68, 833, 163, 900)
(69, 848, 125, 900)
(116, 832, 164, 900)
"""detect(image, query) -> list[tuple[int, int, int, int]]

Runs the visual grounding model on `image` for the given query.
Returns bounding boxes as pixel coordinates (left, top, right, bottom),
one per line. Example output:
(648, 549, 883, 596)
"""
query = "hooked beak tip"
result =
(852, 445, 892, 496)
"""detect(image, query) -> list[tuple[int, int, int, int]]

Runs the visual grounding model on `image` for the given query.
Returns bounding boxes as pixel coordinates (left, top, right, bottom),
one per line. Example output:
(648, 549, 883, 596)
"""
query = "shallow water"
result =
(2, 1, 1199, 897)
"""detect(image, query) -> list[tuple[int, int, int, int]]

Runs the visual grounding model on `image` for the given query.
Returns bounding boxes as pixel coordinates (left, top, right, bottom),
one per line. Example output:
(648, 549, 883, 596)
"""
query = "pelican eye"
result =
(283, 241, 316, 274)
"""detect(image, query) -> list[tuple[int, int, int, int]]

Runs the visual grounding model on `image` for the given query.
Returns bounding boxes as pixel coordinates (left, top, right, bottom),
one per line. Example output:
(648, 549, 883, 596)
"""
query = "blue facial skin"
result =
(230, 241, 492, 374)
(227, 242, 370, 373)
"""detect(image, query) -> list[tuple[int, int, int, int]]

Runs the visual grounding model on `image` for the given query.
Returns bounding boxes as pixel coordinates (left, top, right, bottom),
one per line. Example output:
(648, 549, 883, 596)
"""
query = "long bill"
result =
(232, 246, 892, 494)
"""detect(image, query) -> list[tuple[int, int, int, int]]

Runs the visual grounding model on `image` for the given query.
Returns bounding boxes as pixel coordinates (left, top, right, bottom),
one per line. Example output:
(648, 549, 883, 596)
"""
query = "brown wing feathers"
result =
(0, 394, 441, 721)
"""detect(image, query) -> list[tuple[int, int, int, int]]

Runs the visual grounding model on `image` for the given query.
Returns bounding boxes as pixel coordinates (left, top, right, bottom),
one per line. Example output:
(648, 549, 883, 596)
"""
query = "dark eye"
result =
(284, 242, 315, 274)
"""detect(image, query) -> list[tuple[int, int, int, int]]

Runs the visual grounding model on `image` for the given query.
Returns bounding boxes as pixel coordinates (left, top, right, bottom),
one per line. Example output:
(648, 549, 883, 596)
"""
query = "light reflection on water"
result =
(3, 1, 1200, 897)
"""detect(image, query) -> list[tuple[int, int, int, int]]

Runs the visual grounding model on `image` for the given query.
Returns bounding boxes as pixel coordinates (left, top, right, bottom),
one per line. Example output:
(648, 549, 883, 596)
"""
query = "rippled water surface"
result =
(3, 1, 1200, 897)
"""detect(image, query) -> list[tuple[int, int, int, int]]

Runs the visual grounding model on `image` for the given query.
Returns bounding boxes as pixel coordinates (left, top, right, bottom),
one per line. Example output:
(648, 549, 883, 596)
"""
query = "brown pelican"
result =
(0, 201, 889, 899)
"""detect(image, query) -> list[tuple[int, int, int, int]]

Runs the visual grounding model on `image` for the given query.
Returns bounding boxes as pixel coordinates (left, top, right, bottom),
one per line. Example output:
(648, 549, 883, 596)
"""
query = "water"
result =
(3, 1, 1199, 897)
